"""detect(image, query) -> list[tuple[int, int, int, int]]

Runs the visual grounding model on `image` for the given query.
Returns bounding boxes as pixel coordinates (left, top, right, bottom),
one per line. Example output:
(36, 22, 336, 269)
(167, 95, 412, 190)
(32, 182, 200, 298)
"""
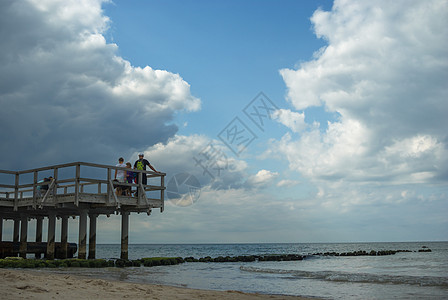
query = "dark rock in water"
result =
(238, 255, 256, 262)
(285, 254, 303, 261)
(309, 249, 416, 257)
(184, 256, 197, 262)
(140, 257, 184, 267)
(115, 259, 133, 267)
(194, 254, 304, 263)
(418, 248, 432, 252)
(132, 260, 142, 267)
(199, 256, 212, 262)
(213, 256, 227, 262)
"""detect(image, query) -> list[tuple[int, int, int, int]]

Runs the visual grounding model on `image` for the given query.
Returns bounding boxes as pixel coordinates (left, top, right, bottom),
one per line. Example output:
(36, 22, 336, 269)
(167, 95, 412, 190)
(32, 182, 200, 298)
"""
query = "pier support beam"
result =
(121, 211, 129, 260)
(78, 210, 87, 259)
(0, 217, 3, 242)
(61, 216, 68, 259)
(13, 219, 20, 243)
(88, 214, 97, 259)
(47, 213, 56, 259)
(19, 215, 28, 258)
(35, 217, 43, 258)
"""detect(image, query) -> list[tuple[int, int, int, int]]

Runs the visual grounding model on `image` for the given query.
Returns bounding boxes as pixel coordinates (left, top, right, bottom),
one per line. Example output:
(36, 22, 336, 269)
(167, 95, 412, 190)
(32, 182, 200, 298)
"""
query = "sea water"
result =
(38, 242, 448, 299)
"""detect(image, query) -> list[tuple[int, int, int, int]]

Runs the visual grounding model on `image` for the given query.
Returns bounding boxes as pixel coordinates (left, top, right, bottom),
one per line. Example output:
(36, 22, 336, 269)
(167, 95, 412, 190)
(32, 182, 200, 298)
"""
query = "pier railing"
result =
(0, 162, 165, 215)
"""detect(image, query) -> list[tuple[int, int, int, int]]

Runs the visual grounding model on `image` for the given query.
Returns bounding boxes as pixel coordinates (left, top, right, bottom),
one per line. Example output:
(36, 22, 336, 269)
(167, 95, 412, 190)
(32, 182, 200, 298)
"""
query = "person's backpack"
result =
(136, 160, 144, 170)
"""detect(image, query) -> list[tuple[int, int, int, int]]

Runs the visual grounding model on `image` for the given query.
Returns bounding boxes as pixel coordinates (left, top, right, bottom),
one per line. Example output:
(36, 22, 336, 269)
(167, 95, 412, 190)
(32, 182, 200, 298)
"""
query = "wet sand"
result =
(1, 269, 314, 299)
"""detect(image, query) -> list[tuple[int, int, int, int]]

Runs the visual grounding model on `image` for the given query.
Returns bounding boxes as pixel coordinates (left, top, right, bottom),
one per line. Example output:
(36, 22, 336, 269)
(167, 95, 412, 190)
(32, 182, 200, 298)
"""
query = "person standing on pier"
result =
(37, 177, 51, 197)
(125, 162, 135, 196)
(134, 153, 158, 185)
(114, 157, 127, 182)
(114, 157, 126, 196)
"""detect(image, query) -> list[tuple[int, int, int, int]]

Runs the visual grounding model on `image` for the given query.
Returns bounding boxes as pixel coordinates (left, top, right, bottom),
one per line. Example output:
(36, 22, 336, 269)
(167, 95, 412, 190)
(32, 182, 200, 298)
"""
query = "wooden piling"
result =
(78, 210, 87, 259)
(61, 216, 68, 259)
(19, 215, 28, 258)
(88, 214, 97, 259)
(35, 217, 43, 258)
(13, 219, 20, 243)
(121, 211, 129, 260)
(0, 217, 3, 242)
(47, 213, 56, 259)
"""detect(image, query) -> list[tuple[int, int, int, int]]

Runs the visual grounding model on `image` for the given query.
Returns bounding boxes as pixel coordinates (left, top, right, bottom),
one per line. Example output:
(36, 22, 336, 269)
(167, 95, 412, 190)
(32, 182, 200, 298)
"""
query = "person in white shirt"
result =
(114, 157, 127, 196)
(115, 157, 127, 182)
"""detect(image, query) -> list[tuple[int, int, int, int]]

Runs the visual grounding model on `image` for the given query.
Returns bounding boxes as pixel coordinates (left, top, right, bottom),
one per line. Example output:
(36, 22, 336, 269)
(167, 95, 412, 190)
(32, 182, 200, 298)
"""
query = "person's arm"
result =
(114, 166, 117, 179)
(148, 161, 159, 173)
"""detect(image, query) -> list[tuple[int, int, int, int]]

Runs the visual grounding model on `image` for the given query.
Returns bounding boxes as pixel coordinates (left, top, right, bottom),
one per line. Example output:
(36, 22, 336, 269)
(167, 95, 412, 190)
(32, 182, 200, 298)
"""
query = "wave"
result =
(240, 266, 448, 287)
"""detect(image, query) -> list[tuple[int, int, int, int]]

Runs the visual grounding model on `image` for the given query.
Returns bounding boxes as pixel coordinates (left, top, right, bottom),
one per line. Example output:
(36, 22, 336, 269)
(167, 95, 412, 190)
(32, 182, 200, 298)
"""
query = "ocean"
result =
(37, 242, 448, 299)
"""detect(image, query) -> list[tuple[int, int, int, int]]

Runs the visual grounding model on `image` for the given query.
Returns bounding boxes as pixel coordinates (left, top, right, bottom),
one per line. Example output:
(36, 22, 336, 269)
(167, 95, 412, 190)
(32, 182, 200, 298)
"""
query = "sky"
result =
(0, 0, 447, 244)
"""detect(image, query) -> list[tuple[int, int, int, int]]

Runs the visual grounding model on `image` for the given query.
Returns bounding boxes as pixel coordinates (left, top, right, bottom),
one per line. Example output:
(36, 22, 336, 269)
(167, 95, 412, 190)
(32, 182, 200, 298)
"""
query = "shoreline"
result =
(1, 269, 314, 300)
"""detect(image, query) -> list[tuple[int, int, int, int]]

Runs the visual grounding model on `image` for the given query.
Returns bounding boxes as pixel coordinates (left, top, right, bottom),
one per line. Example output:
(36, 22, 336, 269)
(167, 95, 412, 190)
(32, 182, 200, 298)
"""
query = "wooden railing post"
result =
(75, 164, 80, 206)
(53, 167, 58, 200)
(33, 171, 38, 209)
(14, 173, 19, 211)
(161, 174, 165, 213)
(107, 168, 111, 203)
(137, 170, 143, 204)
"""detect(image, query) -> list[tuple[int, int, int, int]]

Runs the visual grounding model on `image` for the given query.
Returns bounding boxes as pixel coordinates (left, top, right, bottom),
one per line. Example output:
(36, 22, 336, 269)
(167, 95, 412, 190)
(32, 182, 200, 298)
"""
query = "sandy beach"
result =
(1, 269, 312, 300)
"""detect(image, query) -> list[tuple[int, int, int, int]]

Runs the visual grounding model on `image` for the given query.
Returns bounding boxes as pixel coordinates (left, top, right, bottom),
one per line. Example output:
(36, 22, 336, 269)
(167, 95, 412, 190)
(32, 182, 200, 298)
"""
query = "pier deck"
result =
(0, 162, 165, 260)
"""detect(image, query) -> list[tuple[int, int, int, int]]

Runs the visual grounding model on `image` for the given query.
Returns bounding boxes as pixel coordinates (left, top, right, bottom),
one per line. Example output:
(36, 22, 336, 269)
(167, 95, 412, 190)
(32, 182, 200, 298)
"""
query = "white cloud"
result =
(384, 135, 438, 159)
(272, 109, 307, 133)
(277, 0, 448, 185)
(246, 169, 279, 188)
(112, 64, 200, 113)
(0, 0, 200, 169)
(276, 179, 300, 187)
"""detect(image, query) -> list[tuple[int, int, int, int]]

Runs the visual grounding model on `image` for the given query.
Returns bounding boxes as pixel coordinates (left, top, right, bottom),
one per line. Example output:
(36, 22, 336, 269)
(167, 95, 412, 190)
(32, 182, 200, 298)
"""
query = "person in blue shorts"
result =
(125, 162, 135, 196)
(134, 153, 158, 185)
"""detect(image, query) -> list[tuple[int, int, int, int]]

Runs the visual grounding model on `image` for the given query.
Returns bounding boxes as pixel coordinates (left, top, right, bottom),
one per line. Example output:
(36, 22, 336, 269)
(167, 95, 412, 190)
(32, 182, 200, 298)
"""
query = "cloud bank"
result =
(278, 0, 448, 185)
(0, 0, 200, 169)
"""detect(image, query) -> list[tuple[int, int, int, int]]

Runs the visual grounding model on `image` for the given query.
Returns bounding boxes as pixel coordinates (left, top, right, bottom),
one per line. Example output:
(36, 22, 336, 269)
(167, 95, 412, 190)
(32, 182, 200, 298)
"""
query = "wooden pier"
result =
(0, 162, 165, 260)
